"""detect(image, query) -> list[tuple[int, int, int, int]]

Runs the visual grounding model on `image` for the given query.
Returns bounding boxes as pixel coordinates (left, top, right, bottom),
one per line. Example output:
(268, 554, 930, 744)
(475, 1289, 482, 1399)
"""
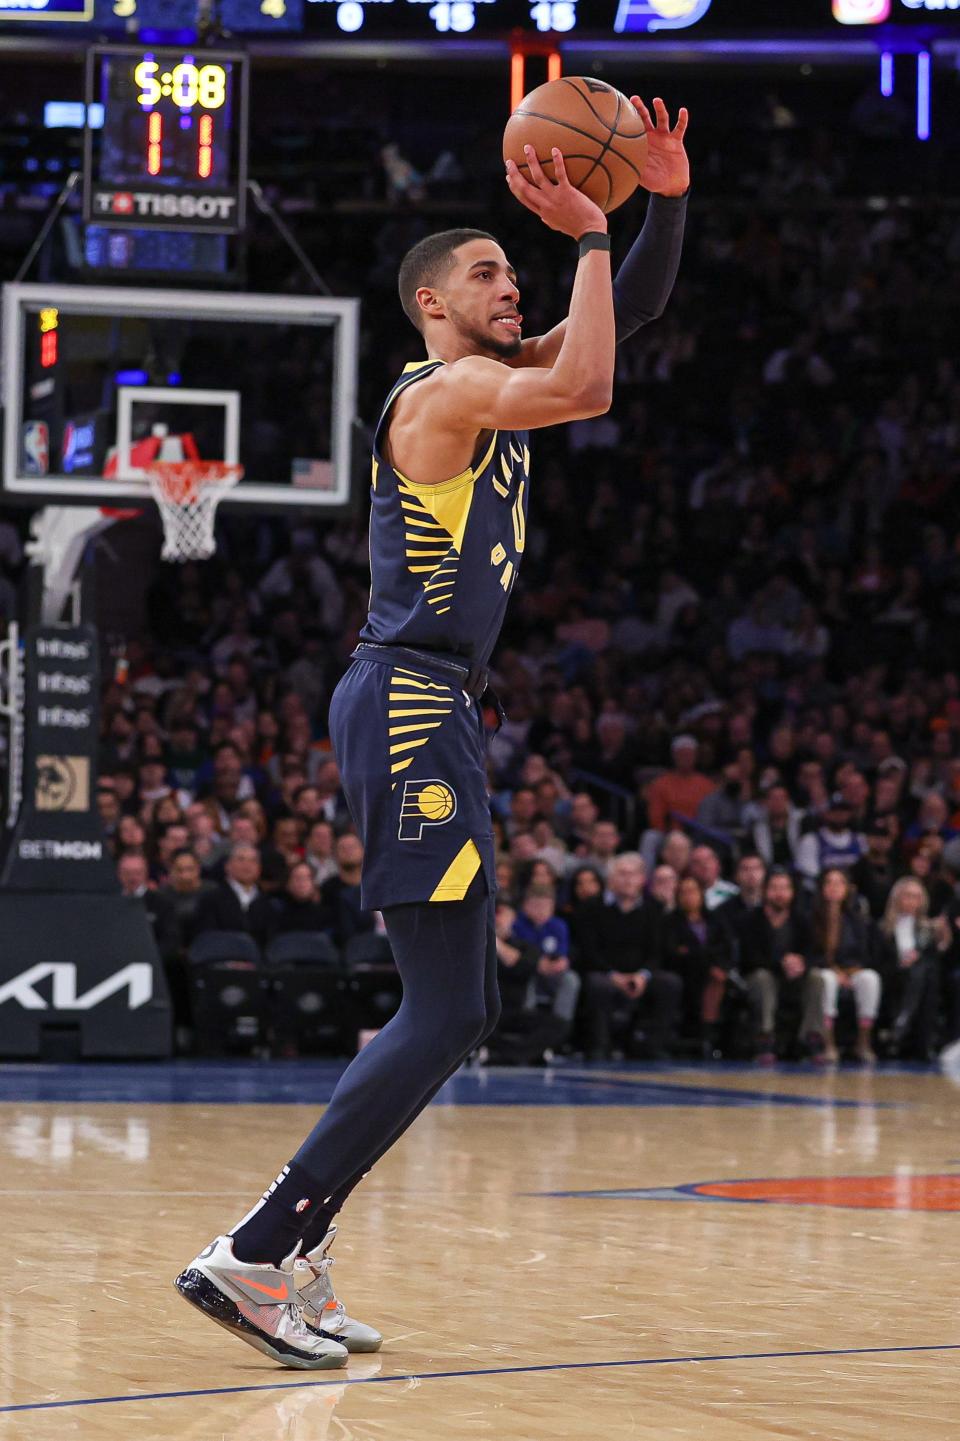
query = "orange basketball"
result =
(503, 76, 648, 215)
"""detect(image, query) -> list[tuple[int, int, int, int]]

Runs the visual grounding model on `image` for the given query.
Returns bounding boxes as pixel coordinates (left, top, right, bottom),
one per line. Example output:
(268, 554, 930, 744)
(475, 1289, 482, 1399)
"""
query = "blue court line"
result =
(4, 1343, 959, 1414)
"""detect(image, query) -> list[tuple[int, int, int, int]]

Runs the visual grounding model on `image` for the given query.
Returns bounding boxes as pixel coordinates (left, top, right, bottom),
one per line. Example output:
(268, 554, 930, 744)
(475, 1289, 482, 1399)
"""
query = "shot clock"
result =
(83, 46, 249, 234)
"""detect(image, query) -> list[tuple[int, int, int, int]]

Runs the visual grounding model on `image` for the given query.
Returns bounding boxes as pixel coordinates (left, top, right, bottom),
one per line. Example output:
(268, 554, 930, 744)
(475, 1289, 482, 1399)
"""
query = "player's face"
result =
(443, 240, 522, 359)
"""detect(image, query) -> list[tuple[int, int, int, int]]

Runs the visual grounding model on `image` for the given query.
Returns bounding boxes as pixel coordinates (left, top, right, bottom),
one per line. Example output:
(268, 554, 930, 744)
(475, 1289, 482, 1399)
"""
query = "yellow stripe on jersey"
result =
(388, 721, 445, 737)
(429, 839, 482, 902)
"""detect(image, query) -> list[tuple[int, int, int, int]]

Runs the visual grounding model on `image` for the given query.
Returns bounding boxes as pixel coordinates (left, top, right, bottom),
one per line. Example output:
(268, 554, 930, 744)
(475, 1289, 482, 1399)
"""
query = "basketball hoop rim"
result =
(146, 460, 244, 505)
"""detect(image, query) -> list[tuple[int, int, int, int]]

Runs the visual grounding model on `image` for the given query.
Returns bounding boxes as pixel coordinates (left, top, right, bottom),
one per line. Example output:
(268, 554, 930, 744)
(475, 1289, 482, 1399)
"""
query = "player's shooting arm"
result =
(515, 98, 690, 370)
(423, 149, 615, 432)
(430, 254, 614, 430)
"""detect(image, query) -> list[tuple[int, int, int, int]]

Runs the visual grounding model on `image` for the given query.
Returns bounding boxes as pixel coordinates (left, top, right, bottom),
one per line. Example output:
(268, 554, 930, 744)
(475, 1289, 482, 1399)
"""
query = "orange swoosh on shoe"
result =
(241, 1277, 289, 1300)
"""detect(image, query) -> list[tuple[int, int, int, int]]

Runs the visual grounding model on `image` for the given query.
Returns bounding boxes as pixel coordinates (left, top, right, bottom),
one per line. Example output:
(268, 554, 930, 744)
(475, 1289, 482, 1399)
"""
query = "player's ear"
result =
(416, 287, 446, 323)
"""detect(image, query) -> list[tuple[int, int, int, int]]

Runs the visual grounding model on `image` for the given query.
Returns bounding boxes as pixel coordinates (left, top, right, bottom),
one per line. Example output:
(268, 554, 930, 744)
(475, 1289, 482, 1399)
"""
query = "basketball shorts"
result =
(328, 648, 496, 910)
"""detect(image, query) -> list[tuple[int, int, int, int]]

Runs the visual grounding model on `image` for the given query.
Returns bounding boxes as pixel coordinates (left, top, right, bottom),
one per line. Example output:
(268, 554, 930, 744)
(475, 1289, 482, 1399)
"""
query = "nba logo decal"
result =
(21, 420, 49, 477)
(398, 779, 457, 841)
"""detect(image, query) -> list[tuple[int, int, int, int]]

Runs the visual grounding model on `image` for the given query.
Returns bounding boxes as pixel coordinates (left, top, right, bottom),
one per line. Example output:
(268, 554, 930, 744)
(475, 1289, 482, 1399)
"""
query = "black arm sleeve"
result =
(613, 191, 689, 344)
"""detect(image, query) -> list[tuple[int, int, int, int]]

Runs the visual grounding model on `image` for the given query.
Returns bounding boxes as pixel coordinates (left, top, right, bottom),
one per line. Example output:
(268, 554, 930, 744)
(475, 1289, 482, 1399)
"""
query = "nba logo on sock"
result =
(398, 779, 457, 840)
(295, 1198, 311, 1213)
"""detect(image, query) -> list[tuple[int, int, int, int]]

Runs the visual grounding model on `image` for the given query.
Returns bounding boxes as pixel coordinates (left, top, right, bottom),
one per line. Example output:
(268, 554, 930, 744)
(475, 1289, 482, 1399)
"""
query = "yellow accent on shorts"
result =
(429, 839, 483, 902)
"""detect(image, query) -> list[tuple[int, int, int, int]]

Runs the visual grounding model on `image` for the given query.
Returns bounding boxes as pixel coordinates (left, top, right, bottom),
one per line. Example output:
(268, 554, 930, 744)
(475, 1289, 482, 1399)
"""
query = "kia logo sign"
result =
(0, 962, 153, 1010)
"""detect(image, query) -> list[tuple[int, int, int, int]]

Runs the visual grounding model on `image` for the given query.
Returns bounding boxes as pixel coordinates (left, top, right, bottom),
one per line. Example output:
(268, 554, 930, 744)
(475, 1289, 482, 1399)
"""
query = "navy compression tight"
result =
(230, 888, 499, 1264)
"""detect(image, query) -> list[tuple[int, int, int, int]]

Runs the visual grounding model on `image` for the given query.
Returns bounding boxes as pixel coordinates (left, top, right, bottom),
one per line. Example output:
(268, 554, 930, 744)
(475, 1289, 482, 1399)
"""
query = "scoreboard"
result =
(0, 0, 303, 30)
(2, 0, 959, 35)
(303, 0, 960, 38)
(83, 46, 248, 233)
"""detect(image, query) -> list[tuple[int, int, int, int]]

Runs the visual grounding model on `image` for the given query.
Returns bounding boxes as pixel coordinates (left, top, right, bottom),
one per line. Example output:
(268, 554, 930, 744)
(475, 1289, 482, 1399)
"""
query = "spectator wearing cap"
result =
(850, 816, 901, 920)
(747, 782, 804, 871)
(795, 793, 866, 891)
(644, 736, 717, 834)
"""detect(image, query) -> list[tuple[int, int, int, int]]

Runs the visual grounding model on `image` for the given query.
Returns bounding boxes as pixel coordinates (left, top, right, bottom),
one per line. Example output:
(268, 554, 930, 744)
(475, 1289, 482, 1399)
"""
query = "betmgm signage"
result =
(0, 624, 171, 1057)
(1, 624, 116, 890)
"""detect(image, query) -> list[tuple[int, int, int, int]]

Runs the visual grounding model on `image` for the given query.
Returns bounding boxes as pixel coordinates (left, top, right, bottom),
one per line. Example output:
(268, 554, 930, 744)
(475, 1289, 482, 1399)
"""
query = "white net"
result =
(146, 462, 242, 562)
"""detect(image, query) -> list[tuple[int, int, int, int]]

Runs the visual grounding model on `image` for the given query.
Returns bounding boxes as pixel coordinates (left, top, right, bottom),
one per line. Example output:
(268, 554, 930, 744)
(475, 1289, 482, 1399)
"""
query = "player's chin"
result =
(487, 327, 522, 359)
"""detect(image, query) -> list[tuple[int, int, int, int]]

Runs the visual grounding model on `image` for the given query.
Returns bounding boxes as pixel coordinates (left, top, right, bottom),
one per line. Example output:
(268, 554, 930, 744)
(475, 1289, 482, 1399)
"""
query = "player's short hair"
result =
(398, 229, 499, 332)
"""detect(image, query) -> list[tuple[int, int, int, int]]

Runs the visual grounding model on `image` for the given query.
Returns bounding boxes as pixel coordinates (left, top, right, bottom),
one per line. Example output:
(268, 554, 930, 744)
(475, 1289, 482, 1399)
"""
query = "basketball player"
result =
(175, 97, 690, 1368)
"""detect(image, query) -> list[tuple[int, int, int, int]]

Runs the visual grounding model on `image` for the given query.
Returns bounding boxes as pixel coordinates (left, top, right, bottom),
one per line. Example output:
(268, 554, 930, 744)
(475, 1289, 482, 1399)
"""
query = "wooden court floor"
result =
(1, 1061, 959, 1440)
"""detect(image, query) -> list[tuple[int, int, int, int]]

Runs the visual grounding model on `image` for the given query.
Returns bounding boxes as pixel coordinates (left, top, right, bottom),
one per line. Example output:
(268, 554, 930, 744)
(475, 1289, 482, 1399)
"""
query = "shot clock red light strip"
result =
(147, 110, 163, 175)
(197, 113, 214, 178)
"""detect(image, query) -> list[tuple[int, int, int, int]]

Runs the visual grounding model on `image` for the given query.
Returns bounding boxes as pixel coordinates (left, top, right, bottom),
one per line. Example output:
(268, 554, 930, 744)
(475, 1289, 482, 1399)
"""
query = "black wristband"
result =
(578, 231, 612, 258)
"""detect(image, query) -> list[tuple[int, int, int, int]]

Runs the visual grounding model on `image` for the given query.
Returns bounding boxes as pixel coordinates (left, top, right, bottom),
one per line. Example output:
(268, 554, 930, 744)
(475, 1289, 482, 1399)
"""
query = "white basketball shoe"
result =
(174, 1235, 349, 1369)
(296, 1226, 383, 1353)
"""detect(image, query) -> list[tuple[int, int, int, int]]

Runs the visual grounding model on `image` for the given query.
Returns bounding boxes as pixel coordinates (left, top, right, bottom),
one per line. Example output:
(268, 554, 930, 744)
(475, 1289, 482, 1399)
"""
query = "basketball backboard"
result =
(1, 283, 359, 509)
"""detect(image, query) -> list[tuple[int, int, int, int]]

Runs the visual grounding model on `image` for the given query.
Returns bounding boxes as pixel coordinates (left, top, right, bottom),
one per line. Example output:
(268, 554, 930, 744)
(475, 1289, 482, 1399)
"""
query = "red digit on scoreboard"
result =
(197, 113, 214, 178)
(147, 110, 163, 176)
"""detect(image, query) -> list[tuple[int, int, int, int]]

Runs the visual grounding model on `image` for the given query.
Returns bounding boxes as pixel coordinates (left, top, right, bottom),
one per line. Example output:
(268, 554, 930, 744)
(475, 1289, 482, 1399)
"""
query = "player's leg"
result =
(296, 892, 499, 1346)
(175, 886, 497, 1363)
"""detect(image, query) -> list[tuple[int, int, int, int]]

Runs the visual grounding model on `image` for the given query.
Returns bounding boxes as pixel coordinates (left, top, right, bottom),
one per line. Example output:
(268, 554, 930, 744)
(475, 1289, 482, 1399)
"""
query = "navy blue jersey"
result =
(359, 360, 531, 671)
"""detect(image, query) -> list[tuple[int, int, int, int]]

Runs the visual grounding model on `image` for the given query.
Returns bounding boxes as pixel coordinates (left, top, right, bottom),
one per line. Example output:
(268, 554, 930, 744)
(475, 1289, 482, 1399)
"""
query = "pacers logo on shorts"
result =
(398, 779, 458, 841)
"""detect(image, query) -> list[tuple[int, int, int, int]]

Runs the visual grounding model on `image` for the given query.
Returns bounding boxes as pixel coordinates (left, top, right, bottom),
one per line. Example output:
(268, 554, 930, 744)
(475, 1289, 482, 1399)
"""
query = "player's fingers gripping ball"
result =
(503, 76, 648, 214)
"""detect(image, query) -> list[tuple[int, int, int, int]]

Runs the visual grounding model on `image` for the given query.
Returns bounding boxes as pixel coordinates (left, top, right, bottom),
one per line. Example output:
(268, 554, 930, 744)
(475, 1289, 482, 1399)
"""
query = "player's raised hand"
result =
(631, 96, 690, 198)
(505, 146, 608, 239)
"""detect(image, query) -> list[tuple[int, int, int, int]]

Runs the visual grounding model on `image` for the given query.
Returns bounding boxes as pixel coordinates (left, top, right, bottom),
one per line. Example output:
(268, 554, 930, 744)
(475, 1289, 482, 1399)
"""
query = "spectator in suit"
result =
(737, 869, 824, 1061)
(304, 819, 338, 887)
(162, 848, 215, 950)
(320, 832, 375, 947)
(876, 877, 945, 1062)
(808, 867, 882, 1064)
(274, 860, 333, 935)
(118, 850, 187, 1032)
(662, 873, 733, 1055)
(195, 842, 275, 948)
(578, 853, 681, 1060)
(118, 850, 180, 963)
(717, 852, 767, 935)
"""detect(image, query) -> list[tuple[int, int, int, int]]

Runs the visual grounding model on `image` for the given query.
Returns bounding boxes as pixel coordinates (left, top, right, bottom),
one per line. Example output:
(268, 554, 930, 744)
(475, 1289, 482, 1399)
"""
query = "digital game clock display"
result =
(83, 46, 249, 234)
